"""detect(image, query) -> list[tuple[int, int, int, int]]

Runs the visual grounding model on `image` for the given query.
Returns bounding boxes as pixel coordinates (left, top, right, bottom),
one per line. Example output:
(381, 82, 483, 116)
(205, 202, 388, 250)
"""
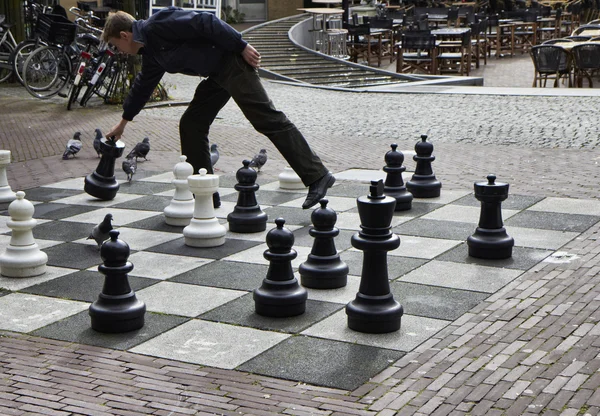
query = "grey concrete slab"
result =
(505, 210, 600, 232)
(388, 235, 462, 260)
(452, 193, 544, 210)
(223, 243, 313, 269)
(122, 214, 184, 233)
(436, 244, 554, 270)
(112, 195, 174, 212)
(127, 251, 212, 280)
(169, 260, 269, 291)
(326, 181, 374, 198)
(340, 250, 428, 280)
(33, 221, 96, 242)
(422, 204, 519, 224)
(508, 226, 579, 250)
(73, 226, 181, 252)
(115, 181, 174, 195)
(394, 218, 475, 241)
(280, 195, 357, 212)
(61, 207, 160, 226)
(32, 203, 99, 220)
(221, 189, 305, 206)
(20, 187, 84, 202)
(337, 211, 412, 231)
(304, 274, 362, 304)
(0, 266, 76, 292)
(529, 197, 600, 216)
(44, 242, 104, 269)
(146, 236, 262, 260)
(52, 192, 144, 207)
(237, 335, 405, 391)
(261, 206, 312, 227)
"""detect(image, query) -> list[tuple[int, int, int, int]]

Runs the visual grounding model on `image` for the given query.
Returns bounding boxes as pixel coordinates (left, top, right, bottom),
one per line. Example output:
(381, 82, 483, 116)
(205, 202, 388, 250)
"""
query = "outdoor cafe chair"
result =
(437, 29, 472, 75)
(571, 43, 600, 87)
(396, 30, 437, 74)
(530, 44, 572, 87)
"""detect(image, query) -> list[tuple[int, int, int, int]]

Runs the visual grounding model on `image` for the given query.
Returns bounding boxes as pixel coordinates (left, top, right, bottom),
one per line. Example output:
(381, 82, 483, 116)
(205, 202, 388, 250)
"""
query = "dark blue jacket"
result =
(122, 7, 248, 121)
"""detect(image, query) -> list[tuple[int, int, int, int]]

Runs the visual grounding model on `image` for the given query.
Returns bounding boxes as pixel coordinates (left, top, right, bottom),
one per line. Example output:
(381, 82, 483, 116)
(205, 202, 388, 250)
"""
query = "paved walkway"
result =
(1, 43, 600, 415)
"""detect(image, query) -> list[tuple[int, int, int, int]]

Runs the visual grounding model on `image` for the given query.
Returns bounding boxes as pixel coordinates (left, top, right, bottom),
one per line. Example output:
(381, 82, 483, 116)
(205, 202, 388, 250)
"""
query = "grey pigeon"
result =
(62, 132, 82, 160)
(122, 157, 137, 182)
(249, 149, 267, 172)
(210, 143, 219, 167)
(127, 137, 150, 161)
(93, 128, 102, 157)
(87, 213, 113, 247)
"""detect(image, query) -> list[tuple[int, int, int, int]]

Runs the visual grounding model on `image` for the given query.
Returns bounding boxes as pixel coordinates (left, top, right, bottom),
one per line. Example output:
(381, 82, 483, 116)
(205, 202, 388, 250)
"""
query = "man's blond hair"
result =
(101, 11, 135, 42)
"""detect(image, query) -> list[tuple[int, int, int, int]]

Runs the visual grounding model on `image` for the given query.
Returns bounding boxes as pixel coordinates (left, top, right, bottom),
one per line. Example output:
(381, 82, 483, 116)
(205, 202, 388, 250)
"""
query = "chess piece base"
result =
(299, 255, 348, 289)
(467, 227, 514, 259)
(227, 211, 268, 233)
(85, 172, 120, 201)
(346, 293, 403, 333)
(254, 279, 307, 317)
(0, 244, 48, 277)
(89, 291, 146, 333)
(0, 187, 16, 203)
(406, 176, 441, 198)
(183, 218, 226, 247)
(164, 199, 194, 226)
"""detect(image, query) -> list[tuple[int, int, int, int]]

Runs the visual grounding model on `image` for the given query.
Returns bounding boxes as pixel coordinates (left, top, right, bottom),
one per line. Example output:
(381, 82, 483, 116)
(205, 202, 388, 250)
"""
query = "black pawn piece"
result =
(299, 199, 349, 289)
(383, 143, 413, 211)
(89, 230, 146, 333)
(254, 218, 307, 317)
(85, 137, 125, 200)
(406, 134, 442, 198)
(227, 160, 268, 233)
(467, 174, 514, 259)
(346, 180, 403, 333)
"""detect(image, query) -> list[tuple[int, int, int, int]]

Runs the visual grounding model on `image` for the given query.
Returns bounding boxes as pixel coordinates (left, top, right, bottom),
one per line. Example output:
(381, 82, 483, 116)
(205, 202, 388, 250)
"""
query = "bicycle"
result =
(0, 15, 18, 83)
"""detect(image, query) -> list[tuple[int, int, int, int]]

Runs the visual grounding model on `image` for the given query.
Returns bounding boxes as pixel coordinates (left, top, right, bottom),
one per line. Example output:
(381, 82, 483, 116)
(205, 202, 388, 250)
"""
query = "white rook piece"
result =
(0, 191, 47, 277)
(278, 166, 305, 190)
(164, 155, 195, 226)
(0, 150, 16, 203)
(183, 168, 226, 247)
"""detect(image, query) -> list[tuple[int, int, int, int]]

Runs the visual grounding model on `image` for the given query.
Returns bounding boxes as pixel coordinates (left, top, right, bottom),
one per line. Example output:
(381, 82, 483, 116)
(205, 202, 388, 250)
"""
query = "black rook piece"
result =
(346, 180, 403, 333)
(227, 160, 268, 233)
(85, 137, 125, 200)
(467, 174, 514, 259)
(383, 143, 413, 211)
(254, 218, 307, 317)
(406, 135, 441, 198)
(89, 230, 146, 332)
(299, 199, 349, 289)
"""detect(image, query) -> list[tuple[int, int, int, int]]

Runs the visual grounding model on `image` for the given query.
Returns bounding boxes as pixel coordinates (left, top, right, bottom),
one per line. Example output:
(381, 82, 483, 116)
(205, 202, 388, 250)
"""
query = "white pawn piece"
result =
(0, 150, 16, 203)
(278, 166, 306, 190)
(183, 168, 226, 247)
(0, 191, 47, 277)
(164, 155, 195, 226)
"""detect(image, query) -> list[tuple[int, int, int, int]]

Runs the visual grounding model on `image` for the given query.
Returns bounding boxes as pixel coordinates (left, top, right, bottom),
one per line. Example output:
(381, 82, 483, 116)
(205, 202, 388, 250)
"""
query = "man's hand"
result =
(242, 44, 261, 68)
(106, 119, 129, 141)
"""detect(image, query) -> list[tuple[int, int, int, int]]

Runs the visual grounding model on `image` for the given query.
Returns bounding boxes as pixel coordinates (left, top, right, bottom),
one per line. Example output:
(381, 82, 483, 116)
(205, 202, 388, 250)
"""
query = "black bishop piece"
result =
(85, 136, 125, 200)
(467, 174, 514, 259)
(406, 134, 441, 198)
(227, 160, 268, 233)
(299, 199, 348, 289)
(346, 180, 403, 333)
(383, 143, 413, 211)
(89, 230, 146, 332)
(254, 218, 307, 317)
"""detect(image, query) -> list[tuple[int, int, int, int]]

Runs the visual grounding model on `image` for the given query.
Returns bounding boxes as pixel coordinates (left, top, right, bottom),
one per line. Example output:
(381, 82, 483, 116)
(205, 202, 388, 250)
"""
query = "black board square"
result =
(169, 260, 268, 291)
(146, 237, 262, 259)
(237, 335, 404, 390)
(20, 187, 83, 202)
(124, 214, 184, 233)
(437, 243, 554, 270)
(33, 203, 99, 220)
(340, 250, 428, 280)
(34, 221, 97, 242)
(506, 210, 600, 233)
(262, 206, 312, 227)
(394, 218, 473, 241)
(43, 242, 105, 269)
(452, 193, 544, 211)
(112, 195, 173, 212)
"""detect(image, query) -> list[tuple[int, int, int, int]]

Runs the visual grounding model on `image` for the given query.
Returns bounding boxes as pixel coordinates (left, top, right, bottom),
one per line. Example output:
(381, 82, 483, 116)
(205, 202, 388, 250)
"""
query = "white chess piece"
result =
(0, 191, 47, 277)
(278, 166, 306, 190)
(0, 150, 16, 203)
(164, 155, 195, 226)
(183, 169, 226, 247)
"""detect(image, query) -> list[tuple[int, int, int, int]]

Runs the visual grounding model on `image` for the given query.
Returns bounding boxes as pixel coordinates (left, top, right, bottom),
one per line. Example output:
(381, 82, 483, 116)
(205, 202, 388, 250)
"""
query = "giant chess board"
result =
(0, 168, 598, 391)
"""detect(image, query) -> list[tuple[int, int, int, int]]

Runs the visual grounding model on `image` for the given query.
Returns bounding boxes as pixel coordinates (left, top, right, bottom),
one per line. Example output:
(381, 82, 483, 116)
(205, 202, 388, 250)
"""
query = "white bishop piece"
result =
(164, 155, 195, 226)
(0, 191, 47, 277)
(183, 168, 226, 247)
(278, 166, 305, 190)
(0, 150, 16, 203)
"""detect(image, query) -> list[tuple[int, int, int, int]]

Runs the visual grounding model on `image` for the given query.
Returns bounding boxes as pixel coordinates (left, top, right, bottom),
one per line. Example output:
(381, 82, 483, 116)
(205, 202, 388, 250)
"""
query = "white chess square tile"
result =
(333, 169, 387, 182)
(0, 293, 88, 332)
(303, 274, 361, 304)
(125, 252, 212, 280)
(0, 235, 63, 254)
(413, 190, 472, 205)
(73, 227, 180, 251)
(260, 181, 307, 192)
(509, 226, 579, 250)
(0, 217, 51, 235)
(129, 320, 290, 369)
(336, 212, 413, 231)
(0, 266, 77, 291)
(301, 310, 448, 352)
(223, 243, 312, 268)
(40, 177, 86, 190)
(139, 172, 173, 183)
(279, 196, 357, 211)
(528, 197, 600, 216)
(61, 208, 161, 226)
(389, 236, 462, 259)
(422, 204, 519, 224)
(225, 224, 303, 242)
(136, 281, 246, 317)
(52, 193, 143, 207)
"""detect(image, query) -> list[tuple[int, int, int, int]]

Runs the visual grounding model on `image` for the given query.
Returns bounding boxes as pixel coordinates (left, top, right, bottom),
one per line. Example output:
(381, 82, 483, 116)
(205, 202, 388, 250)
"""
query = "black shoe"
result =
(302, 172, 335, 209)
(213, 192, 221, 208)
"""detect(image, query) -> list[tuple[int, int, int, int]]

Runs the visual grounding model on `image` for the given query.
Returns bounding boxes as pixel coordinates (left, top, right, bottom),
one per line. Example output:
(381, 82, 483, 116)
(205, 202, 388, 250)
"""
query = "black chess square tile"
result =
(237, 335, 405, 390)
(43, 242, 106, 269)
(292, 226, 355, 251)
(452, 193, 544, 211)
(22, 187, 83, 202)
(20, 270, 159, 302)
(391, 281, 489, 321)
(32, 310, 189, 350)
(436, 243, 554, 270)
(262, 206, 312, 227)
(146, 237, 262, 259)
(218, 176, 240, 188)
(340, 250, 428, 279)
(200, 293, 343, 333)
(33, 203, 98, 220)
(169, 260, 268, 291)
(394, 218, 474, 241)
(112, 195, 173, 212)
(115, 181, 174, 195)
(506, 211, 600, 233)
(34, 221, 96, 242)
(125, 214, 185, 233)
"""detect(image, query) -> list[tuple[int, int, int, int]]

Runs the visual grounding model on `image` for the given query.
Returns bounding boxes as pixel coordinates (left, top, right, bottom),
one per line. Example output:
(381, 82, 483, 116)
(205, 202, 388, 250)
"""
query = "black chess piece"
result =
(89, 230, 146, 333)
(346, 180, 403, 333)
(254, 218, 307, 317)
(299, 199, 349, 289)
(227, 160, 268, 233)
(406, 134, 442, 198)
(467, 174, 514, 259)
(383, 143, 413, 211)
(84, 137, 125, 200)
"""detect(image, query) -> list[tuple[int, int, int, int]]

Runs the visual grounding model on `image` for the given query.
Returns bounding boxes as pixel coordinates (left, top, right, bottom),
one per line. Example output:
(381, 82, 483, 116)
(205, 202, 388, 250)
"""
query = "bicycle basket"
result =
(36, 13, 77, 45)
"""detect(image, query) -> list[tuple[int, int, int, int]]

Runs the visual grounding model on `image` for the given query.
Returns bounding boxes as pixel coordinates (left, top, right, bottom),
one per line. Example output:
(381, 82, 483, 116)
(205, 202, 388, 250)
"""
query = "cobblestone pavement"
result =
(2, 52, 600, 415)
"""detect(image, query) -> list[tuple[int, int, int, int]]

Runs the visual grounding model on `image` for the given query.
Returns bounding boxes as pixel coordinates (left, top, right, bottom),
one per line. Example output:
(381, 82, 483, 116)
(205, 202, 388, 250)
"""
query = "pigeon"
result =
(122, 157, 137, 182)
(87, 213, 113, 248)
(249, 149, 267, 172)
(210, 143, 219, 167)
(62, 132, 83, 160)
(93, 128, 102, 157)
(127, 137, 150, 161)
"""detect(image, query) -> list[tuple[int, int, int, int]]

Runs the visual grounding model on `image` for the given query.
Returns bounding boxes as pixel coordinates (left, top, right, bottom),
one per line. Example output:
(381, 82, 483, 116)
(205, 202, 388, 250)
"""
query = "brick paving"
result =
(2, 54, 600, 414)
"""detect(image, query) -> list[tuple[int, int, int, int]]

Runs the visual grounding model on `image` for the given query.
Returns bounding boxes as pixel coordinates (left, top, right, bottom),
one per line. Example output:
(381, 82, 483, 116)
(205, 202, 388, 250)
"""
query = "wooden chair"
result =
(513, 11, 538, 54)
(530, 44, 572, 87)
(437, 29, 472, 75)
(396, 30, 438, 74)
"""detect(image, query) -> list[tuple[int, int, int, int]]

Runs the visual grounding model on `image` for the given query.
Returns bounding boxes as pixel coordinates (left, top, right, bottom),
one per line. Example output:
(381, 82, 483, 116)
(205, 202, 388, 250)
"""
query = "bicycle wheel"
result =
(0, 41, 15, 84)
(22, 45, 72, 99)
(80, 50, 114, 107)
(9, 40, 43, 86)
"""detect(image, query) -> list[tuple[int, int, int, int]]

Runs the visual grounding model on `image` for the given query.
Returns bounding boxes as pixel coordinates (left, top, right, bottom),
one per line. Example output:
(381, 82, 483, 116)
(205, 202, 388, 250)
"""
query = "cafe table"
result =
(297, 8, 344, 51)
